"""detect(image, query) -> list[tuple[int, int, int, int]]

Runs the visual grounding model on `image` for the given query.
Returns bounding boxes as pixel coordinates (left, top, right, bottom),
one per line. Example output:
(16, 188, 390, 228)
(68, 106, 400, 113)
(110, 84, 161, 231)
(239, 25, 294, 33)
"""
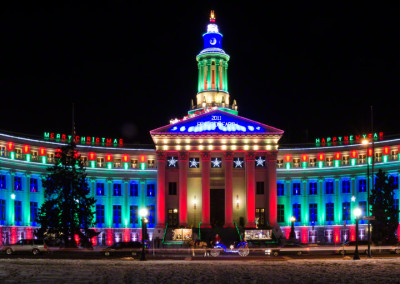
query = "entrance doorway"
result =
(210, 188, 225, 227)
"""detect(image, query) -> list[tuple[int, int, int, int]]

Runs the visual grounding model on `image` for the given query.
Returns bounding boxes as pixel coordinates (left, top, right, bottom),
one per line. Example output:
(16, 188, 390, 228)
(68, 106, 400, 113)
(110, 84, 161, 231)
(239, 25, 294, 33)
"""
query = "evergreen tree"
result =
(36, 143, 98, 247)
(369, 169, 399, 245)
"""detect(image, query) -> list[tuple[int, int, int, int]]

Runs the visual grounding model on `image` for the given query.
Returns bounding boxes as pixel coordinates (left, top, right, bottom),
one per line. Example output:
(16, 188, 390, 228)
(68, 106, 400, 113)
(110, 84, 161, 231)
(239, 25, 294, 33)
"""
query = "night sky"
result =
(1, 2, 399, 146)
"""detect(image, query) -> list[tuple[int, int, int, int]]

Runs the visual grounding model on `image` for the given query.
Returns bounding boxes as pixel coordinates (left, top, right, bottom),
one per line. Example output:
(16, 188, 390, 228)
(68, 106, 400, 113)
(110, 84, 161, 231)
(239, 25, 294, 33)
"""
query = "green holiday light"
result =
(10, 152, 15, 160)
(26, 154, 31, 162)
(302, 162, 307, 168)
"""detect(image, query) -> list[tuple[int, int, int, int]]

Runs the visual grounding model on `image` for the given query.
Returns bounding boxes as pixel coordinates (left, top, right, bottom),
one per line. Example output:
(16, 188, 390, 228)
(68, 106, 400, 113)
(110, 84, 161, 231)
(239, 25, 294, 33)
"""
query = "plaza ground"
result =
(1, 257, 400, 283)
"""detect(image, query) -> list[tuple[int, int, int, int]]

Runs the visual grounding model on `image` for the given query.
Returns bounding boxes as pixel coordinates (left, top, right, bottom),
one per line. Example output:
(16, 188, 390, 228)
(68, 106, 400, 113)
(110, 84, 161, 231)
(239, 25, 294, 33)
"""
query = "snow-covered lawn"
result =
(1, 257, 400, 283)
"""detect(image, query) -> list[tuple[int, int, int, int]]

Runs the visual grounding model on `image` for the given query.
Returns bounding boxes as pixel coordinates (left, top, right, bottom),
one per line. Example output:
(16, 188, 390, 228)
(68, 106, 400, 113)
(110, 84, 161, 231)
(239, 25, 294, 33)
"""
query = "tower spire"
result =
(210, 10, 215, 23)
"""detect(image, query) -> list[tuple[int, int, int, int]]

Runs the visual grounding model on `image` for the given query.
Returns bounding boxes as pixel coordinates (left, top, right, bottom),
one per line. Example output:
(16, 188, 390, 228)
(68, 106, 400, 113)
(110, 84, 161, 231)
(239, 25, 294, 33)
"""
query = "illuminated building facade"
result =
(0, 12, 399, 245)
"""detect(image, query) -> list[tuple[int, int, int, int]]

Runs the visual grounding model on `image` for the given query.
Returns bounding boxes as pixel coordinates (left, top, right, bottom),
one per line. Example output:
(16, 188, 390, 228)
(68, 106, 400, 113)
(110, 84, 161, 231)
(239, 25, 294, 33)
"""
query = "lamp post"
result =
(353, 207, 362, 260)
(139, 208, 149, 261)
(362, 139, 372, 258)
(289, 216, 296, 240)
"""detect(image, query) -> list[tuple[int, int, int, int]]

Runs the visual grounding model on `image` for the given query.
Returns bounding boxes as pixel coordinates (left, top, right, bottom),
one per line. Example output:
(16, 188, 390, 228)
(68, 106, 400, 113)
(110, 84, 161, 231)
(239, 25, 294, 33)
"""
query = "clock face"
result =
(210, 38, 217, 45)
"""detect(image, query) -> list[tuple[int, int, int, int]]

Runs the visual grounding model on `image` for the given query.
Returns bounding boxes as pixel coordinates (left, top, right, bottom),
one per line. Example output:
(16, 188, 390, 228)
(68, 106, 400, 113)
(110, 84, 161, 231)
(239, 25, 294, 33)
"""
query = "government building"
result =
(0, 12, 399, 246)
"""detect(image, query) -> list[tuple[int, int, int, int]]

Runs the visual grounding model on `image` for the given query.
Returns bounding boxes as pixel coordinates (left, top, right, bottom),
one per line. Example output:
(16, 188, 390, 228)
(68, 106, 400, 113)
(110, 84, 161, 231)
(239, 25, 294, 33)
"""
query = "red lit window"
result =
(23, 145, 30, 154)
(39, 148, 46, 156)
(368, 149, 373, 157)
(285, 155, 291, 162)
(335, 152, 341, 160)
(89, 152, 96, 160)
(106, 154, 112, 162)
(122, 154, 129, 162)
(351, 150, 357, 159)
(140, 155, 146, 163)
(383, 147, 390, 155)
(302, 154, 307, 162)
(318, 153, 324, 161)
(7, 142, 14, 151)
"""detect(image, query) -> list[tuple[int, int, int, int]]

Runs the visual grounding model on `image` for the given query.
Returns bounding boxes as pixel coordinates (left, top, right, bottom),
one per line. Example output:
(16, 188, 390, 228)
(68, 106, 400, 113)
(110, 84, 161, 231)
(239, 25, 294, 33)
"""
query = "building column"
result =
(266, 151, 278, 227)
(156, 151, 166, 228)
(286, 179, 292, 226)
(318, 178, 324, 224)
(302, 179, 307, 226)
(106, 178, 113, 228)
(123, 179, 129, 227)
(245, 151, 256, 227)
(201, 151, 211, 227)
(224, 151, 234, 227)
(335, 177, 341, 225)
(178, 151, 188, 227)
(25, 173, 31, 226)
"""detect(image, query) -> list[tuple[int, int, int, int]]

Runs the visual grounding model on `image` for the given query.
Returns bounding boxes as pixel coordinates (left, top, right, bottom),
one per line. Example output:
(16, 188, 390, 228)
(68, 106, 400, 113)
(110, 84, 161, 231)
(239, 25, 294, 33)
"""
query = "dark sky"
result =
(1, 2, 399, 145)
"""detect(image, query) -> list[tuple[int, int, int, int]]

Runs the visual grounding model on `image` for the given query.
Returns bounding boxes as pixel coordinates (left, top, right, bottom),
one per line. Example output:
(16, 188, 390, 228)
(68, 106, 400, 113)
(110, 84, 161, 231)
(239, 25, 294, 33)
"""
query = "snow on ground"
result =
(1, 258, 400, 283)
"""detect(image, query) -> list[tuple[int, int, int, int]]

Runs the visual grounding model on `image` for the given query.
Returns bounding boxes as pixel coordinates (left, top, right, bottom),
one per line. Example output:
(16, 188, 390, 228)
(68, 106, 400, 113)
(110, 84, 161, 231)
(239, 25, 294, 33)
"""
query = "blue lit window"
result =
(342, 202, 350, 221)
(14, 176, 22, 191)
(147, 205, 155, 224)
(96, 205, 104, 224)
(309, 182, 317, 195)
(326, 203, 334, 222)
(113, 184, 122, 196)
(277, 204, 284, 223)
(325, 181, 334, 194)
(0, 175, 6, 189)
(277, 183, 284, 196)
(390, 175, 398, 189)
(113, 205, 121, 224)
(0, 199, 5, 221)
(342, 180, 350, 193)
(292, 204, 301, 222)
(30, 178, 38, 192)
(292, 183, 301, 195)
(130, 183, 139, 196)
(30, 202, 38, 223)
(15, 200, 22, 222)
(359, 201, 367, 217)
(358, 179, 366, 192)
(394, 199, 399, 212)
(130, 205, 138, 224)
(96, 183, 105, 196)
(309, 203, 317, 222)
(147, 184, 155, 197)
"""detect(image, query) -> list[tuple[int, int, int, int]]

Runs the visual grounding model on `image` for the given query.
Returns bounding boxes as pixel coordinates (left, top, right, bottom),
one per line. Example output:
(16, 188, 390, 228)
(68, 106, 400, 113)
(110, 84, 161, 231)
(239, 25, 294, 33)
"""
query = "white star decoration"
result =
(233, 158, 244, 168)
(189, 158, 200, 168)
(211, 158, 222, 168)
(255, 156, 265, 167)
(168, 157, 178, 167)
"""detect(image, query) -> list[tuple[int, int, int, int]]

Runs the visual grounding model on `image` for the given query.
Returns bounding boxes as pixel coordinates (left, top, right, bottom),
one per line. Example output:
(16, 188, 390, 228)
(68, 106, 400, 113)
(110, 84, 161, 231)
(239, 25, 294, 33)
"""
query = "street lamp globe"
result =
(354, 207, 362, 218)
(10, 193, 16, 200)
(139, 208, 148, 218)
(290, 216, 296, 223)
(362, 139, 369, 145)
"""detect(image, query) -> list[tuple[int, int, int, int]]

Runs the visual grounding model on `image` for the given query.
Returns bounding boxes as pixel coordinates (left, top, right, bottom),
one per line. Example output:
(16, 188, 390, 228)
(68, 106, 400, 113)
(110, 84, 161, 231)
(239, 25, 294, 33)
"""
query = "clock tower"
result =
(191, 11, 237, 115)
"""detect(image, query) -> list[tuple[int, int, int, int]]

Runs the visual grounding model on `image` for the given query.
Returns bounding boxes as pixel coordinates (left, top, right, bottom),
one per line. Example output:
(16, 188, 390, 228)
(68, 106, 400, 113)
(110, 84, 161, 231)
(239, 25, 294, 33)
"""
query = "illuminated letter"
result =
(44, 132, 50, 139)
(96, 137, 100, 143)
(61, 134, 66, 140)
(315, 138, 320, 144)
(113, 139, 118, 144)
(338, 137, 342, 142)
(344, 136, 349, 141)
(349, 135, 353, 141)
(50, 133, 55, 139)
(102, 137, 106, 143)
(81, 136, 86, 143)
(106, 138, 112, 144)
(119, 139, 123, 145)
(56, 133, 61, 139)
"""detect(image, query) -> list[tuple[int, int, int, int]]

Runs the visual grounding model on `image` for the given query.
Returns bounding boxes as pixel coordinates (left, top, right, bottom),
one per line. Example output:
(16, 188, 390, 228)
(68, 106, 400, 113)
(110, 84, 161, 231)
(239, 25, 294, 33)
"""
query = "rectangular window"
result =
(147, 205, 155, 224)
(256, 182, 264, 195)
(359, 201, 367, 217)
(96, 205, 105, 224)
(309, 203, 318, 222)
(113, 184, 122, 196)
(167, 208, 179, 227)
(14, 176, 22, 191)
(0, 199, 5, 221)
(30, 178, 38, 192)
(148, 159, 155, 168)
(96, 183, 105, 196)
(342, 202, 351, 221)
(130, 205, 138, 224)
(0, 175, 6, 189)
(359, 179, 366, 192)
(391, 175, 398, 190)
(342, 180, 350, 193)
(30, 202, 38, 223)
(292, 183, 301, 196)
(277, 204, 284, 223)
(292, 204, 301, 222)
(325, 181, 334, 194)
(309, 182, 317, 195)
(255, 208, 265, 226)
(342, 155, 350, 165)
(309, 158, 317, 167)
(168, 182, 177, 195)
(147, 184, 155, 197)
(326, 203, 334, 222)
(293, 158, 300, 168)
(15, 200, 22, 222)
(113, 205, 121, 224)
(277, 160, 283, 168)
(277, 183, 284, 196)
(130, 183, 139, 196)
(394, 199, 399, 213)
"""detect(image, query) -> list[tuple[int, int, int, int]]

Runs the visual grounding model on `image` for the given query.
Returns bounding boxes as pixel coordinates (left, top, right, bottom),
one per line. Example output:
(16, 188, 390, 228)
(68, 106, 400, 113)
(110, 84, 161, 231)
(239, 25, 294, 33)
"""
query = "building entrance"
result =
(210, 188, 225, 227)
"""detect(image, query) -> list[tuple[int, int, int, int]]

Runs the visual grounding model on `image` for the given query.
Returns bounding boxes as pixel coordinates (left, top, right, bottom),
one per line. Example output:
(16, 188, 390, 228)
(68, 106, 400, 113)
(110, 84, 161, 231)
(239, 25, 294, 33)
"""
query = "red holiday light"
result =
(39, 147, 46, 156)
(351, 150, 357, 159)
(89, 152, 96, 161)
(368, 149, 373, 157)
(318, 153, 324, 161)
(23, 145, 30, 154)
(140, 155, 146, 163)
(335, 152, 341, 160)
(122, 154, 129, 162)
(7, 142, 14, 151)
(285, 155, 291, 162)
(106, 154, 112, 162)
(383, 147, 390, 155)
(302, 154, 307, 162)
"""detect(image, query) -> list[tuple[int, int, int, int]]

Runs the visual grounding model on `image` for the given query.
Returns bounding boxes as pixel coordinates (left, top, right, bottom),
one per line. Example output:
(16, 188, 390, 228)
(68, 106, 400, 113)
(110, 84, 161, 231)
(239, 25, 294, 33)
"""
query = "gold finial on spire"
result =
(210, 10, 215, 22)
